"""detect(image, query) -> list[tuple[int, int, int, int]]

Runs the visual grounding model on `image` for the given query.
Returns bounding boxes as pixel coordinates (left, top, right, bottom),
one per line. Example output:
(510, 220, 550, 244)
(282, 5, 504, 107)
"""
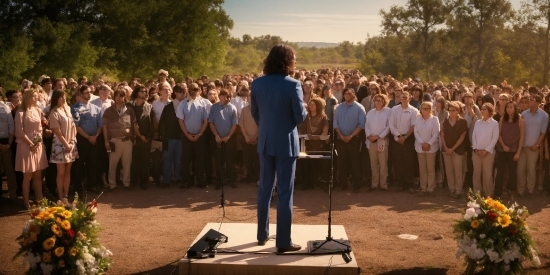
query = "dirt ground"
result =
(1, 181, 549, 275)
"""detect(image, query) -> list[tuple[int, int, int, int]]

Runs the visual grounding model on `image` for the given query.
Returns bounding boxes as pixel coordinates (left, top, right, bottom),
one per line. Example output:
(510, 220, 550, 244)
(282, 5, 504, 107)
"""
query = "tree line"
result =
(1, 0, 548, 89)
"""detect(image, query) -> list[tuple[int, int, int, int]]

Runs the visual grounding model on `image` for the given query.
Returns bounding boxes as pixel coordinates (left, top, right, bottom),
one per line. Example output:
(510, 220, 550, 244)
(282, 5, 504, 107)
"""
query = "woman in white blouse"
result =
(471, 102, 500, 196)
(365, 94, 392, 191)
(414, 102, 440, 196)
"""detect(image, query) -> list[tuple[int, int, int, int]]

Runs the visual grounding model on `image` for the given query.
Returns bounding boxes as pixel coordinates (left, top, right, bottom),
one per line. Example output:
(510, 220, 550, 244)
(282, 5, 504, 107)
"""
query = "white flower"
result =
(76, 260, 85, 275)
(467, 201, 480, 209)
(40, 263, 53, 275)
(479, 234, 486, 239)
(502, 242, 521, 264)
(464, 208, 478, 220)
(517, 209, 523, 215)
(83, 252, 95, 265)
(486, 248, 502, 263)
(23, 252, 41, 268)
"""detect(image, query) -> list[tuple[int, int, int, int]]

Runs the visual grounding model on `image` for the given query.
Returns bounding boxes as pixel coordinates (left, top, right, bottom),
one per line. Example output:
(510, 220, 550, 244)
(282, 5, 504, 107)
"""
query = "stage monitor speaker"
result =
(187, 229, 228, 259)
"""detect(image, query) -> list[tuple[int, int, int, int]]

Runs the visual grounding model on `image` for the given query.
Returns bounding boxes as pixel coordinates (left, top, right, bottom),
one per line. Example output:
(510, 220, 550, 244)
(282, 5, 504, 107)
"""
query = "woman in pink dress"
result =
(49, 90, 78, 203)
(15, 89, 48, 209)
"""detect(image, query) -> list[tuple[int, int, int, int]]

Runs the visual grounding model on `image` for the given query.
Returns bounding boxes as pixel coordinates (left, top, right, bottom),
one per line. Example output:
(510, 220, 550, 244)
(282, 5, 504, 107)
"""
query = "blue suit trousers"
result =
(257, 154, 297, 248)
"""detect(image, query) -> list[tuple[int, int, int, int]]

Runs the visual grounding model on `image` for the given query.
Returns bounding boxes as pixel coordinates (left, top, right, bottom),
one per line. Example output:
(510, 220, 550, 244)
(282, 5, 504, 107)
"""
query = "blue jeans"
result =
(163, 139, 182, 184)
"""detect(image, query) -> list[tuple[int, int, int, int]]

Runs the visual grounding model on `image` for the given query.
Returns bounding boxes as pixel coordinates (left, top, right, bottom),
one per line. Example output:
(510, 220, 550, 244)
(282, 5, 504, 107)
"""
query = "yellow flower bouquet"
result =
(453, 190, 540, 274)
(13, 194, 112, 275)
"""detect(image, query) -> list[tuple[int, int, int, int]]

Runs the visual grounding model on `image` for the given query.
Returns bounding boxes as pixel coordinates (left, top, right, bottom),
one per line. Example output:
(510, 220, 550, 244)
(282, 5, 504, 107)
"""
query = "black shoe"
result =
(109, 187, 116, 192)
(365, 186, 375, 192)
(353, 187, 361, 193)
(230, 182, 237, 188)
(124, 186, 133, 190)
(277, 243, 302, 253)
(179, 183, 187, 189)
(215, 185, 221, 190)
(258, 237, 270, 246)
(140, 184, 148, 190)
(159, 184, 169, 189)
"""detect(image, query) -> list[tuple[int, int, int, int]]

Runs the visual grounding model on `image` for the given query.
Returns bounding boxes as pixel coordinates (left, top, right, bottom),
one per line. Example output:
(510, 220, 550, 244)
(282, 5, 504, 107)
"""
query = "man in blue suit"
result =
(251, 44, 307, 253)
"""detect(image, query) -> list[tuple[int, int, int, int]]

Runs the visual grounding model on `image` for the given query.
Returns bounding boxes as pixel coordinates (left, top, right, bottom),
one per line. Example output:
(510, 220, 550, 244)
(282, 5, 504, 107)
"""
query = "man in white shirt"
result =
(389, 91, 418, 192)
(90, 84, 114, 186)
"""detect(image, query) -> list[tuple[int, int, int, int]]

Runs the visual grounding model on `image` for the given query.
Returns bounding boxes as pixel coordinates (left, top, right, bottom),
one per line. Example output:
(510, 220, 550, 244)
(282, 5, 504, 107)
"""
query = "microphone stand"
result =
(220, 142, 225, 208)
(311, 128, 352, 262)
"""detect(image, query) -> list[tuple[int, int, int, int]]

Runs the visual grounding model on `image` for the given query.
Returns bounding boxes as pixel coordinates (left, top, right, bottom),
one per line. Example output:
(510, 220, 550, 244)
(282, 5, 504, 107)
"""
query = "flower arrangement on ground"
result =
(13, 194, 112, 275)
(453, 190, 540, 274)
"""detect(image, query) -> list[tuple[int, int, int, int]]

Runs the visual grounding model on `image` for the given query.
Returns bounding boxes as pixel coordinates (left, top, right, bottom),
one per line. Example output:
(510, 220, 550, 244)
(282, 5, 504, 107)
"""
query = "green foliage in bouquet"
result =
(13, 194, 112, 275)
(453, 189, 540, 275)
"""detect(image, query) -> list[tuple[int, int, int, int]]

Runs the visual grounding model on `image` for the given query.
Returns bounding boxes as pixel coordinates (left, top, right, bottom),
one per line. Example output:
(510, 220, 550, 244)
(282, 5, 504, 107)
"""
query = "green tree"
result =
(98, 0, 233, 80)
(380, 0, 449, 55)
(518, 0, 550, 84)
(447, 0, 514, 82)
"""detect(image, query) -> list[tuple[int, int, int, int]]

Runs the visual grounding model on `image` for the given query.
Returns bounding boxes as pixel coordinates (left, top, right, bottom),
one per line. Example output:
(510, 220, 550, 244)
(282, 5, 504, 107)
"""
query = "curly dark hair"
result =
(262, 44, 296, 75)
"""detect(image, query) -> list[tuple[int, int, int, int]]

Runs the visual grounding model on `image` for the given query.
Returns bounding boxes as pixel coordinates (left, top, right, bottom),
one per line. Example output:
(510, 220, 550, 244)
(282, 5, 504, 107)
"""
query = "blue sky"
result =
(223, 0, 523, 43)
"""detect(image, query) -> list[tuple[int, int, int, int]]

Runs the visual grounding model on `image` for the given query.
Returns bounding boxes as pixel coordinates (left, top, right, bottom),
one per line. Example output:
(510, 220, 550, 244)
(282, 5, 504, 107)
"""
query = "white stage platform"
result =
(179, 223, 360, 275)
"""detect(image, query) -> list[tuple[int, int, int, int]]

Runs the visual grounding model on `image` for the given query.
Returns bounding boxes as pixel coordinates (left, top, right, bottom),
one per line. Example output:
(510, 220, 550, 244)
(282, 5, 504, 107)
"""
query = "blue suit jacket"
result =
(251, 74, 307, 157)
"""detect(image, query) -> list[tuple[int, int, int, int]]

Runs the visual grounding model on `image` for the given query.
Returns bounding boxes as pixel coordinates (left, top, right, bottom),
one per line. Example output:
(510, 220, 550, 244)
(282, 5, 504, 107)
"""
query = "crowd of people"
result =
(1, 68, 550, 210)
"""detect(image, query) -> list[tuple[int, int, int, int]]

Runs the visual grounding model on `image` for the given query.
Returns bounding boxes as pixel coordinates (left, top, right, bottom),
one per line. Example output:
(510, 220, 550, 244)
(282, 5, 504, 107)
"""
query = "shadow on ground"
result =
(378, 267, 448, 275)
(130, 262, 178, 275)
(2, 182, 549, 218)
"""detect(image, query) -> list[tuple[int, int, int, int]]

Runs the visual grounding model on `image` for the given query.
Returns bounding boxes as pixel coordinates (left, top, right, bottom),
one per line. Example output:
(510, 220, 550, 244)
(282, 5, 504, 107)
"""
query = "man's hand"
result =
(479, 150, 488, 158)
(421, 143, 430, 151)
(398, 136, 406, 145)
(105, 141, 111, 151)
(215, 136, 222, 143)
(140, 135, 147, 143)
(530, 145, 539, 152)
(222, 136, 229, 143)
(445, 148, 453, 155)
(88, 135, 97, 145)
